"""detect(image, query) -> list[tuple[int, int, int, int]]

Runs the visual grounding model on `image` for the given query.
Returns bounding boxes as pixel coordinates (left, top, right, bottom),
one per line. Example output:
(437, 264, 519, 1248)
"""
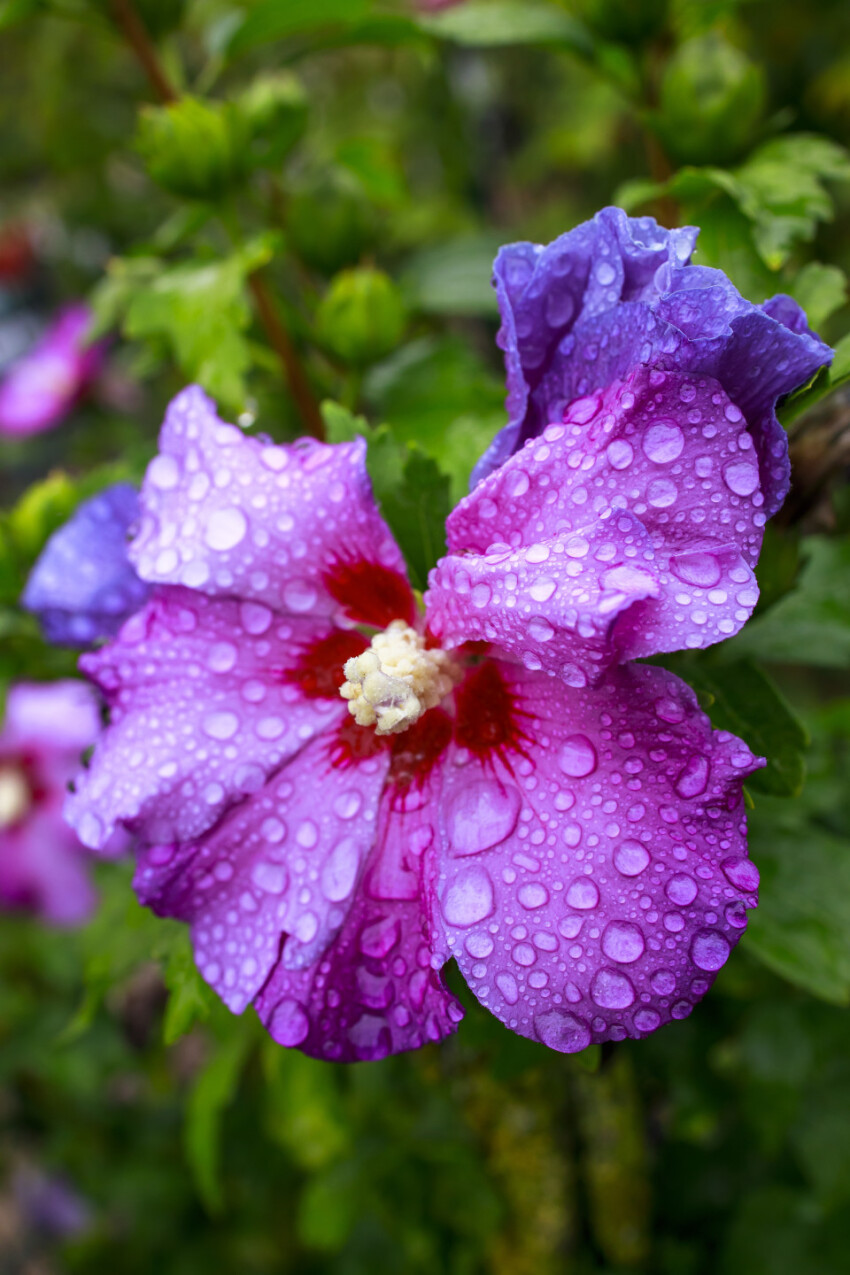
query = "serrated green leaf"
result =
(746, 797, 850, 1004)
(420, 1, 593, 55)
(95, 241, 276, 410)
(667, 658, 808, 797)
(728, 537, 850, 668)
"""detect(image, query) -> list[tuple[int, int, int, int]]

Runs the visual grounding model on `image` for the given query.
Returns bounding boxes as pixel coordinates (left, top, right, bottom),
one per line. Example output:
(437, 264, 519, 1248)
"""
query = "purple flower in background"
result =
(22, 484, 151, 646)
(0, 304, 102, 437)
(0, 681, 106, 924)
(66, 382, 769, 1061)
(475, 207, 831, 523)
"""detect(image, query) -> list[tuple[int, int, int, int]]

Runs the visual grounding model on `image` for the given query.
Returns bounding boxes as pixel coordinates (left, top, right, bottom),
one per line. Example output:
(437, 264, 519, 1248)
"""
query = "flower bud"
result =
(136, 97, 251, 202)
(316, 267, 406, 367)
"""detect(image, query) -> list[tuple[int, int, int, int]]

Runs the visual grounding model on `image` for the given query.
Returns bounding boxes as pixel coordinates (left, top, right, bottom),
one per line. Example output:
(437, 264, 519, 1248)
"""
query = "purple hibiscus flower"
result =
(0, 304, 103, 438)
(65, 381, 759, 1061)
(22, 483, 151, 647)
(0, 680, 106, 924)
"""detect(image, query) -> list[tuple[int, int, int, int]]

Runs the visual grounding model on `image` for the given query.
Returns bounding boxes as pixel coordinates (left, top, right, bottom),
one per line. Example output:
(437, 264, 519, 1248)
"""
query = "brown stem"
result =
(109, 0, 177, 104)
(108, 0, 325, 439)
(247, 273, 324, 439)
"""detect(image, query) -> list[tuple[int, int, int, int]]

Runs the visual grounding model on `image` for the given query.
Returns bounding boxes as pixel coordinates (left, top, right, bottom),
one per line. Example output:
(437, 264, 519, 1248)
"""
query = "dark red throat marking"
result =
(324, 558, 415, 629)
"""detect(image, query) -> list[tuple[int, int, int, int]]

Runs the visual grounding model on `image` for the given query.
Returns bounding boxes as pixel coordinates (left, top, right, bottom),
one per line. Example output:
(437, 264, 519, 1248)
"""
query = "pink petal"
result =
(66, 586, 346, 849)
(429, 367, 763, 681)
(135, 729, 391, 1014)
(255, 758, 463, 1061)
(130, 387, 414, 628)
(433, 659, 762, 1050)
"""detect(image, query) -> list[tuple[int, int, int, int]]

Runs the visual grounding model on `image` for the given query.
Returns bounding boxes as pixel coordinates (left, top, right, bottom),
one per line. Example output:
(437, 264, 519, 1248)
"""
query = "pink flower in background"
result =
(67, 385, 765, 1061)
(0, 304, 102, 437)
(0, 681, 106, 924)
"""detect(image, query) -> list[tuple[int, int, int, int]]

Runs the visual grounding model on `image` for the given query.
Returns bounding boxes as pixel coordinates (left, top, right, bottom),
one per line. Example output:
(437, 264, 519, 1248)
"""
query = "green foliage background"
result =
(1, 1, 850, 1271)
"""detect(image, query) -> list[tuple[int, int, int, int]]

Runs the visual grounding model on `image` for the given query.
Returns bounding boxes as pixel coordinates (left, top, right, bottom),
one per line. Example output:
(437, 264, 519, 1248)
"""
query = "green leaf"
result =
(789, 262, 847, 331)
(667, 658, 808, 797)
(0, 0, 40, 30)
(94, 240, 276, 410)
(227, 0, 370, 57)
(779, 331, 850, 426)
(400, 233, 502, 318)
(319, 402, 451, 589)
(419, 1, 593, 55)
(728, 537, 850, 668)
(364, 336, 504, 502)
(297, 1161, 362, 1251)
(261, 1040, 350, 1170)
(745, 797, 850, 1004)
(159, 930, 217, 1047)
(185, 1020, 256, 1213)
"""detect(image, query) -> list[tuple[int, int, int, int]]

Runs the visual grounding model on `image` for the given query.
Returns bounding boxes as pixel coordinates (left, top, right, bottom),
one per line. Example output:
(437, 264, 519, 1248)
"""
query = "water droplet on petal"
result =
(518, 882, 549, 910)
(496, 971, 519, 1004)
(666, 873, 698, 906)
(441, 866, 495, 927)
(283, 580, 318, 613)
(566, 878, 599, 910)
(634, 1008, 661, 1032)
(269, 998, 310, 1046)
(202, 710, 239, 741)
(606, 439, 634, 470)
(251, 860, 287, 894)
(205, 507, 247, 551)
(613, 840, 650, 877)
(558, 734, 597, 778)
(675, 754, 710, 799)
(691, 929, 730, 971)
(591, 968, 635, 1009)
(321, 837, 359, 902)
(642, 420, 684, 463)
(445, 778, 520, 856)
(650, 968, 676, 995)
(723, 460, 759, 496)
(721, 856, 759, 891)
(601, 921, 645, 963)
(671, 552, 722, 588)
(534, 1009, 591, 1053)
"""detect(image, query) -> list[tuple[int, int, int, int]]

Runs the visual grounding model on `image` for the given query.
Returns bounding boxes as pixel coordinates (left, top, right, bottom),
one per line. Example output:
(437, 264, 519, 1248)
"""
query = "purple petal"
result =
(433, 660, 762, 1050)
(1, 680, 102, 924)
(476, 209, 832, 519)
(65, 587, 346, 850)
(0, 304, 102, 437)
(255, 773, 463, 1061)
(429, 366, 764, 681)
(22, 483, 151, 646)
(130, 386, 414, 627)
(135, 729, 391, 1014)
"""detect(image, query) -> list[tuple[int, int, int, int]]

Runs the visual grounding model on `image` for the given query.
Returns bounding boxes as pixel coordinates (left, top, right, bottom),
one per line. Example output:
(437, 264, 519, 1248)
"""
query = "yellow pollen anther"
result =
(339, 620, 461, 736)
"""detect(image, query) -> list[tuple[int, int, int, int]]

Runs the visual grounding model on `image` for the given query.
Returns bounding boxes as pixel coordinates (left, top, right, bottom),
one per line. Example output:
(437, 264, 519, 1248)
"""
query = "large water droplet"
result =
(591, 968, 636, 1009)
(558, 734, 597, 778)
(642, 420, 684, 463)
(269, 998, 310, 1046)
(321, 837, 359, 902)
(723, 460, 759, 496)
(671, 552, 722, 588)
(205, 507, 247, 551)
(534, 1009, 591, 1053)
(691, 929, 730, 971)
(606, 439, 634, 470)
(566, 878, 599, 910)
(721, 856, 759, 892)
(675, 754, 710, 799)
(601, 921, 645, 964)
(496, 971, 519, 1004)
(666, 873, 698, 906)
(445, 778, 520, 856)
(251, 860, 287, 894)
(518, 882, 549, 910)
(441, 866, 495, 927)
(613, 840, 650, 877)
(202, 710, 239, 741)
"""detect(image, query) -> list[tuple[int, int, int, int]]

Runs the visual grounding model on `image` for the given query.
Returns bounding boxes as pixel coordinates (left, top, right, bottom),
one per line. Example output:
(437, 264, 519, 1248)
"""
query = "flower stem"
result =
(107, 0, 325, 439)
